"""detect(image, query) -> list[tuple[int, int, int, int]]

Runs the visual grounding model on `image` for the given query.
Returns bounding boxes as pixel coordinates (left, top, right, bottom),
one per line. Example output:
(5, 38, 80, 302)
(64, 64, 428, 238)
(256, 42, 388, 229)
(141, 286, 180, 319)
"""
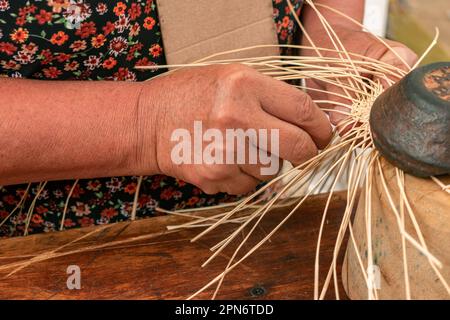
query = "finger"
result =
(375, 44, 418, 87)
(218, 132, 281, 181)
(324, 83, 354, 128)
(304, 78, 329, 108)
(183, 163, 238, 195)
(382, 41, 418, 71)
(250, 111, 319, 167)
(239, 138, 282, 181)
(199, 184, 220, 195)
(305, 79, 355, 135)
(240, 160, 281, 181)
(218, 171, 260, 195)
(252, 73, 332, 149)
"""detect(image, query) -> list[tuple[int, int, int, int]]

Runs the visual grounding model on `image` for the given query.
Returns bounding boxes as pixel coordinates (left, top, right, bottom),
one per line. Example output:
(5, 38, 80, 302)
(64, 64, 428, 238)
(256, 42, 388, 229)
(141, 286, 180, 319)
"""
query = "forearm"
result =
(299, 0, 365, 57)
(0, 79, 159, 185)
(303, 0, 365, 33)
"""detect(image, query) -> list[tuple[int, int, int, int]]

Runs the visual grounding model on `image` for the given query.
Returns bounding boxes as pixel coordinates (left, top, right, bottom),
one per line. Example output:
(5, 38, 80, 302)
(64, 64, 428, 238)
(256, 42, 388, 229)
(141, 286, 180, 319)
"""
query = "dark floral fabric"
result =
(0, 0, 303, 237)
(0, 0, 165, 81)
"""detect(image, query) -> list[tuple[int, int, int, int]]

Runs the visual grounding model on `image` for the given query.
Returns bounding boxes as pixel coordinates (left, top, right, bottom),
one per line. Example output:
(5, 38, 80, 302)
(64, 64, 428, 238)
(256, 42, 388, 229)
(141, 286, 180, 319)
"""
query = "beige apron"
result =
(157, 0, 279, 67)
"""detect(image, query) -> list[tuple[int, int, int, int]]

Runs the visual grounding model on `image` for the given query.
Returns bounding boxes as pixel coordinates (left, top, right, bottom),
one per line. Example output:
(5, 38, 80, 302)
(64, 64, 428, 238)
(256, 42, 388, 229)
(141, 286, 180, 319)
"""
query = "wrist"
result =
(132, 80, 163, 176)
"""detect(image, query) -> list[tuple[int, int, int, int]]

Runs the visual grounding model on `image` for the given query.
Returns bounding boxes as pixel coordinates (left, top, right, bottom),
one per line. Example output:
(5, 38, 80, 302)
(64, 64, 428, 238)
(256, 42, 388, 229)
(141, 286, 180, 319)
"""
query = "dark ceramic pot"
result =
(370, 61, 450, 177)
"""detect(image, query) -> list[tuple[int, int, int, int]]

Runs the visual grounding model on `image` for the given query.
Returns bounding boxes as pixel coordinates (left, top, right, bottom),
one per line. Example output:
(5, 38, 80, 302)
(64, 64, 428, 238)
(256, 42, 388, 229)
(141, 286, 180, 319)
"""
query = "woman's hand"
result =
(139, 64, 332, 194)
(0, 64, 331, 195)
(300, 0, 418, 129)
(302, 26, 418, 127)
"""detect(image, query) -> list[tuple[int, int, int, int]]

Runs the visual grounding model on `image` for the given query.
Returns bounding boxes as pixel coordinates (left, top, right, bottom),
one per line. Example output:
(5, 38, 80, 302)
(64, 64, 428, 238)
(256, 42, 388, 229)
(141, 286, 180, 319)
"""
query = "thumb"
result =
(376, 43, 418, 88)
(379, 43, 418, 72)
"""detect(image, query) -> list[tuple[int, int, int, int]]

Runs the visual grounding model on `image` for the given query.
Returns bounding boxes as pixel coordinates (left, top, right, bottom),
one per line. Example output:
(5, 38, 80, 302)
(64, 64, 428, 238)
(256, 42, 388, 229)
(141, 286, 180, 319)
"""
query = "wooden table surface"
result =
(0, 192, 348, 300)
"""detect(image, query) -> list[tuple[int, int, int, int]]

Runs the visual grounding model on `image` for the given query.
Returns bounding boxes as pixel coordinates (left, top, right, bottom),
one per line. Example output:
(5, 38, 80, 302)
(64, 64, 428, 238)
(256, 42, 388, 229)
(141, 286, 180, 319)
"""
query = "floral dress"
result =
(0, 0, 304, 237)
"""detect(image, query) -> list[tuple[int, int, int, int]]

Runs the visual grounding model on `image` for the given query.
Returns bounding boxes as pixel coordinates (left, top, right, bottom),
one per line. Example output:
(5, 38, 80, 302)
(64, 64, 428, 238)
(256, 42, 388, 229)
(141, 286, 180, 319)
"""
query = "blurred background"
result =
(364, 0, 450, 64)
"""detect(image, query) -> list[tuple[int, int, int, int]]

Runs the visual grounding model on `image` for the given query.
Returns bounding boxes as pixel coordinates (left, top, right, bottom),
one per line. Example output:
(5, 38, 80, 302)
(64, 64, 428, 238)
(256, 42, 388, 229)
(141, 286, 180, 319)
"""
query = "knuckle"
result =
(223, 185, 238, 195)
(212, 64, 257, 128)
(296, 94, 314, 123)
(219, 64, 254, 91)
(190, 175, 218, 194)
(200, 165, 230, 182)
(201, 185, 219, 195)
(189, 175, 205, 189)
(187, 172, 215, 194)
(211, 105, 237, 128)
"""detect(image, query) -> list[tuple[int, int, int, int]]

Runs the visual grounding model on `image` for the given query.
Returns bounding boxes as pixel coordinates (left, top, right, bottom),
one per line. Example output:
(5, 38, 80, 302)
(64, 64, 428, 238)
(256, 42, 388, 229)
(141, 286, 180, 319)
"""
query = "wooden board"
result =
(0, 192, 348, 300)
